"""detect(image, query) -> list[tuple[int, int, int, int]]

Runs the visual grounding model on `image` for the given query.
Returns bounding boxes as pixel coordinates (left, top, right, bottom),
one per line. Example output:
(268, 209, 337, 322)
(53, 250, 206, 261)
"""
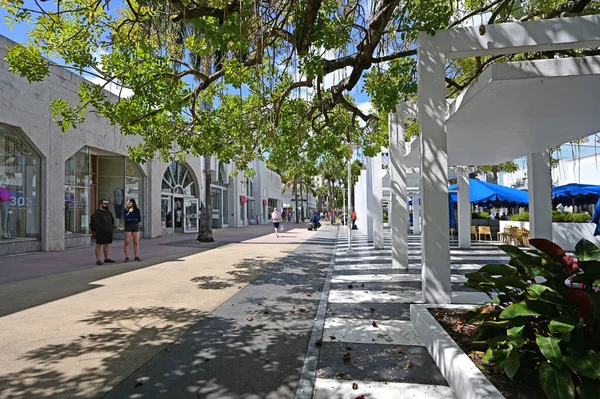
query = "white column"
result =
(457, 168, 471, 248)
(528, 151, 553, 241)
(347, 159, 352, 250)
(373, 152, 384, 249)
(418, 38, 451, 304)
(366, 158, 374, 242)
(390, 109, 408, 270)
(360, 170, 367, 232)
(413, 195, 421, 235)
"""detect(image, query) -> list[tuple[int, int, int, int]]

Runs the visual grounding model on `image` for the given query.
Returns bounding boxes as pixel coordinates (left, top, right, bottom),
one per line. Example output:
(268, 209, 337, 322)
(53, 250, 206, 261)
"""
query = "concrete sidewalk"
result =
(0, 224, 334, 399)
(0, 224, 305, 285)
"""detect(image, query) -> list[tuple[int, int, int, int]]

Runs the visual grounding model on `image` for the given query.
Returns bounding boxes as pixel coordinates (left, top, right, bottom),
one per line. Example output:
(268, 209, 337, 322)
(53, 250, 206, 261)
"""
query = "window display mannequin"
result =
(114, 187, 124, 229)
(0, 181, 12, 239)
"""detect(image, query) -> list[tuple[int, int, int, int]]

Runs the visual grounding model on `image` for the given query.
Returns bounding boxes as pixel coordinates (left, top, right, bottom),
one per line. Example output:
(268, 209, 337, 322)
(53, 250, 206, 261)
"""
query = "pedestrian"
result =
(124, 198, 142, 262)
(90, 198, 115, 265)
(272, 207, 282, 237)
(292, 211, 297, 223)
(310, 210, 321, 231)
(351, 208, 357, 229)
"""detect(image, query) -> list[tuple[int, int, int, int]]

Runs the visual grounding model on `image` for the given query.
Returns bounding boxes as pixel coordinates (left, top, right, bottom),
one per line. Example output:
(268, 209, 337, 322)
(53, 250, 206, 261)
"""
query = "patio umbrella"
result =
(449, 179, 529, 206)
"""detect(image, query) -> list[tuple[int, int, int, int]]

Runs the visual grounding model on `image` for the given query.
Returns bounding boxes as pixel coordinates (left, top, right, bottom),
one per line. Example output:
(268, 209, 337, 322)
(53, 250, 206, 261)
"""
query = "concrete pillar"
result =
(43, 129, 65, 251)
(457, 168, 471, 248)
(390, 109, 408, 270)
(360, 170, 367, 232)
(413, 195, 421, 235)
(373, 152, 384, 249)
(418, 39, 451, 304)
(232, 176, 240, 227)
(366, 158, 374, 242)
(528, 151, 553, 241)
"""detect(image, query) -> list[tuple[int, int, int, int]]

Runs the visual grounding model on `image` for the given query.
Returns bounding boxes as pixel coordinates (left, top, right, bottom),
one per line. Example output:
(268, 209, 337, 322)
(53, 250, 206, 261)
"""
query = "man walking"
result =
(90, 198, 115, 265)
(351, 209, 358, 229)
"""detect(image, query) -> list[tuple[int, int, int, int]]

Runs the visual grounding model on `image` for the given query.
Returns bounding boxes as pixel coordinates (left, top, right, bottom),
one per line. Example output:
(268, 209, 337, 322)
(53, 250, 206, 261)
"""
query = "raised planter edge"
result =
(410, 304, 505, 399)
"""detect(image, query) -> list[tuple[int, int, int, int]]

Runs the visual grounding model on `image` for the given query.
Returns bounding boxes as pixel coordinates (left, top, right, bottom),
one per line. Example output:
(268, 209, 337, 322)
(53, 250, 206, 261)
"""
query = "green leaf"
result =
(494, 276, 528, 290)
(503, 351, 521, 380)
(563, 352, 600, 380)
(575, 239, 600, 261)
(499, 245, 526, 259)
(549, 316, 577, 342)
(527, 284, 569, 306)
(500, 303, 541, 319)
(537, 335, 563, 366)
(478, 264, 519, 276)
(465, 272, 494, 283)
(539, 362, 575, 399)
(480, 320, 511, 328)
(507, 322, 527, 347)
(576, 377, 600, 399)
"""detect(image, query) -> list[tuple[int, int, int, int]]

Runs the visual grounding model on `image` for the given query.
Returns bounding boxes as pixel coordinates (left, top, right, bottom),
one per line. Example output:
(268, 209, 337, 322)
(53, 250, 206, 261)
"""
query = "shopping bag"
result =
(279, 225, 284, 232)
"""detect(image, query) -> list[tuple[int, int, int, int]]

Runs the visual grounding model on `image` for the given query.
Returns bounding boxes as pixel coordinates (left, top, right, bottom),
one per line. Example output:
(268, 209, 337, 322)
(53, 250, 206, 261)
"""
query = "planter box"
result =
(410, 304, 505, 399)
(500, 221, 600, 251)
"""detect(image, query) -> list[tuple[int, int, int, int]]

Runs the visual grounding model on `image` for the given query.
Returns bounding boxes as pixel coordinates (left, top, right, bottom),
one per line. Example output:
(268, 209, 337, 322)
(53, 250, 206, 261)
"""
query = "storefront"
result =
(64, 147, 145, 246)
(211, 185, 229, 228)
(161, 161, 198, 234)
(0, 124, 41, 248)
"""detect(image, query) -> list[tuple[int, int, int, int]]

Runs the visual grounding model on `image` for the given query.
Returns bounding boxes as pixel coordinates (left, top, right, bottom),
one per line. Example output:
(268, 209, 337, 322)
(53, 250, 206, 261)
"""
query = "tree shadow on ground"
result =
(0, 306, 208, 399)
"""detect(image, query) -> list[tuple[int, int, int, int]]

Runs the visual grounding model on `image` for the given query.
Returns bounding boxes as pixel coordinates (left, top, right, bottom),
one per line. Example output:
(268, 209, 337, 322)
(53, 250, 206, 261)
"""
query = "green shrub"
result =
(473, 211, 491, 219)
(510, 212, 529, 221)
(465, 239, 600, 399)
(509, 212, 592, 223)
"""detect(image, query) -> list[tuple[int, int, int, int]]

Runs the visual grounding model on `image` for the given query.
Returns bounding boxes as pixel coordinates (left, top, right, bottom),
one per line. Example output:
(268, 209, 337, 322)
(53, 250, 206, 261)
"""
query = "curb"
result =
(410, 304, 505, 399)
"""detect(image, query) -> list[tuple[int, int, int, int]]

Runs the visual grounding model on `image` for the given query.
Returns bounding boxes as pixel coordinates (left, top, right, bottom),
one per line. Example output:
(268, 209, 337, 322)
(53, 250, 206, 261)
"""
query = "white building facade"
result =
(0, 35, 281, 256)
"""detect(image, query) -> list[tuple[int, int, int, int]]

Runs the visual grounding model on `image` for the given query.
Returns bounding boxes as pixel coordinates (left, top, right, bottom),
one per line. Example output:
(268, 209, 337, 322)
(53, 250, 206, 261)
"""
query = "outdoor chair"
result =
(470, 226, 478, 240)
(479, 226, 492, 241)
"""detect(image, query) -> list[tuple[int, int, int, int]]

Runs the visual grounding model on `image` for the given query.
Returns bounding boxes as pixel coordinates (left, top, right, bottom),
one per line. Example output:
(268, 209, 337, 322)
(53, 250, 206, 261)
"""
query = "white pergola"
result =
(389, 15, 600, 304)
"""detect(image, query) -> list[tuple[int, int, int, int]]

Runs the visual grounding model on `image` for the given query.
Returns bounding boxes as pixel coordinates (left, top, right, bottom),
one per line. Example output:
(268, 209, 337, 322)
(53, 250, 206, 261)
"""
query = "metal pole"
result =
(342, 186, 346, 228)
(347, 159, 352, 251)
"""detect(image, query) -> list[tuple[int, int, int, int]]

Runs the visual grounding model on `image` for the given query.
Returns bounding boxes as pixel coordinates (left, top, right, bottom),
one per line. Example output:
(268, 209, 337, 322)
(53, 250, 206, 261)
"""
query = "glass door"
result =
(184, 197, 199, 233)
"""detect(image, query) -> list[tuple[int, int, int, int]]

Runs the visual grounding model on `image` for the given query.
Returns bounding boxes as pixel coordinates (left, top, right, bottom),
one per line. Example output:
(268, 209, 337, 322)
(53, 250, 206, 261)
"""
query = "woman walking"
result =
(124, 198, 142, 262)
(272, 207, 282, 238)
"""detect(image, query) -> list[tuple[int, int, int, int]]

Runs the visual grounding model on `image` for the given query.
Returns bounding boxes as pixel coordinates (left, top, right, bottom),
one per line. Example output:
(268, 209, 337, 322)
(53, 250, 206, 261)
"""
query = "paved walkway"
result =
(0, 224, 332, 399)
(300, 227, 508, 398)
(0, 224, 510, 399)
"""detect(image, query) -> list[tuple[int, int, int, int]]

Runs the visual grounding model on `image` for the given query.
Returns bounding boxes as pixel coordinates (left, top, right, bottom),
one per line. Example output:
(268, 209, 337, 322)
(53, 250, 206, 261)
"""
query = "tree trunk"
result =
(197, 156, 215, 242)
(329, 181, 334, 225)
(294, 177, 298, 224)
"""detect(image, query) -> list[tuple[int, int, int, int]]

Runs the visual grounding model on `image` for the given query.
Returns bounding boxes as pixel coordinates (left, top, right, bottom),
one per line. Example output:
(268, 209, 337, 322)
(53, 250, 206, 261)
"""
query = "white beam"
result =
(528, 151, 553, 241)
(373, 152, 384, 249)
(418, 44, 451, 304)
(427, 15, 600, 58)
(413, 195, 421, 235)
(457, 168, 471, 249)
(366, 158, 374, 242)
(390, 108, 408, 270)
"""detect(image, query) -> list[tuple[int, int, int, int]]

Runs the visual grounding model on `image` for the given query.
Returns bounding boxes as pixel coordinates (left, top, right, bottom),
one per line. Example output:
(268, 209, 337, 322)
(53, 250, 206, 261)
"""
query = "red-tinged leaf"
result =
(348, 284, 353, 289)
(290, 310, 295, 314)
(247, 317, 254, 321)
(372, 321, 378, 328)
(336, 372, 345, 377)
(299, 308, 306, 312)
(343, 352, 352, 360)
(530, 238, 566, 261)
(352, 383, 359, 390)
(383, 381, 389, 385)
(330, 335, 337, 340)
(306, 293, 312, 297)
(314, 339, 323, 346)
(397, 347, 404, 354)
(345, 346, 353, 351)
(382, 291, 388, 294)
(356, 396, 366, 399)
(406, 360, 413, 368)
(562, 289, 593, 320)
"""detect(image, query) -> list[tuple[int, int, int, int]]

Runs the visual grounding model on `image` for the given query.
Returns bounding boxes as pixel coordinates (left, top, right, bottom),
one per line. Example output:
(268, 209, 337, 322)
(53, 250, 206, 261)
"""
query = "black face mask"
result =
(102, 204, 108, 210)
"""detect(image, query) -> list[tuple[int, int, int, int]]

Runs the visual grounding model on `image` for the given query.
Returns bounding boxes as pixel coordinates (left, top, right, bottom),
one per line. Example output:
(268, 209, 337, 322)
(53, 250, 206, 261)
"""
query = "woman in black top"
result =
(123, 198, 142, 262)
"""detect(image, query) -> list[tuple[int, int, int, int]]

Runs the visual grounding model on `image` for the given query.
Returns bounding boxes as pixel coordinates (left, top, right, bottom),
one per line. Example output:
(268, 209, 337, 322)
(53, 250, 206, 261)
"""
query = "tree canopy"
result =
(2, 0, 598, 170)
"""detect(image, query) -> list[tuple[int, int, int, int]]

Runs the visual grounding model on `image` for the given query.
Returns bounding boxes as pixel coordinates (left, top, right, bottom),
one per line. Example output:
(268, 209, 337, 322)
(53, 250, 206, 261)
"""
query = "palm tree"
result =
(320, 157, 345, 224)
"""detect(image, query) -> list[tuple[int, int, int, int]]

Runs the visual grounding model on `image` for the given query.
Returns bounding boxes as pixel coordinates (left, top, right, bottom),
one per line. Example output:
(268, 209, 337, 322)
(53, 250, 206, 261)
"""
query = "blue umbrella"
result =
(449, 179, 529, 206)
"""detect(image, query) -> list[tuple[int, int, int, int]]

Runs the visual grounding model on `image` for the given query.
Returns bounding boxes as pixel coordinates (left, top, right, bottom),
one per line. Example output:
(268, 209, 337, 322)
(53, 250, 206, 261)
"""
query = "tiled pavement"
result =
(305, 228, 509, 399)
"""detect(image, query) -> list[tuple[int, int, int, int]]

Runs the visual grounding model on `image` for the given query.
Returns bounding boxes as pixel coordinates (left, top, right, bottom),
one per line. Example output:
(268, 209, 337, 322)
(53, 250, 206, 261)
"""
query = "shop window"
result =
(0, 125, 41, 239)
(65, 148, 90, 234)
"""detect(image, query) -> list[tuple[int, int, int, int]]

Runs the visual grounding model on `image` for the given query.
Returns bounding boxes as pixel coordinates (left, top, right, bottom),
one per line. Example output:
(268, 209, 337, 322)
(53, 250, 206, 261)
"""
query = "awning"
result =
(240, 195, 247, 203)
(552, 183, 600, 205)
(449, 179, 529, 206)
